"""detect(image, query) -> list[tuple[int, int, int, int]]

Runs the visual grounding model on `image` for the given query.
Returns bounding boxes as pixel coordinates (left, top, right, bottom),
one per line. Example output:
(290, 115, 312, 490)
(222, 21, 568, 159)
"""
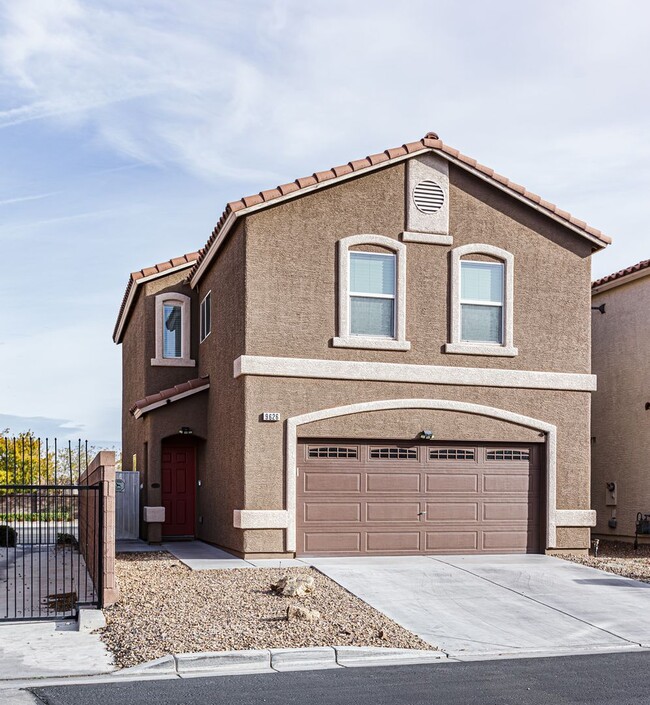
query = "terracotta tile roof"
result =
(592, 258, 650, 289)
(188, 131, 611, 283)
(129, 376, 209, 415)
(113, 251, 201, 342)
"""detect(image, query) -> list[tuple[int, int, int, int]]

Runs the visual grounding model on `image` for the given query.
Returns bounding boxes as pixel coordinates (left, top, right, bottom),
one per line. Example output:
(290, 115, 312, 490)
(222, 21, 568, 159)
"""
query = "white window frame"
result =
(333, 234, 410, 351)
(444, 243, 517, 357)
(200, 290, 212, 343)
(151, 292, 196, 367)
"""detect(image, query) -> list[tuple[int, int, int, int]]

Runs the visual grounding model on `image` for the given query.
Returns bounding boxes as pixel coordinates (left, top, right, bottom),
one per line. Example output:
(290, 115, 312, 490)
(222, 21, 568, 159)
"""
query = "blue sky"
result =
(1, 0, 648, 444)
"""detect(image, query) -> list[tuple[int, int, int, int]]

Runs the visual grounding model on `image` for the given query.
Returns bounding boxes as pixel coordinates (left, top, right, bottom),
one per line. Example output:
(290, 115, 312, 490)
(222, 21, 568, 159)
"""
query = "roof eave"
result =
(113, 260, 196, 344)
(592, 266, 650, 295)
(131, 382, 210, 419)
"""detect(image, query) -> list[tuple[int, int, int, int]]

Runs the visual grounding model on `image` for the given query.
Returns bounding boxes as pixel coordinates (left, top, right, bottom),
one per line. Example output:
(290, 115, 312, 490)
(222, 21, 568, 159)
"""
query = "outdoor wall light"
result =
(419, 430, 434, 440)
(179, 427, 193, 435)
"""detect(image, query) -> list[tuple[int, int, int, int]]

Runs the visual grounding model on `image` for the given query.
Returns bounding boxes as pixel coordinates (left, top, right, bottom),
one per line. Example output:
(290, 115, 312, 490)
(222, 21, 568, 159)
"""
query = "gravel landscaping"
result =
(561, 540, 650, 583)
(102, 552, 434, 668)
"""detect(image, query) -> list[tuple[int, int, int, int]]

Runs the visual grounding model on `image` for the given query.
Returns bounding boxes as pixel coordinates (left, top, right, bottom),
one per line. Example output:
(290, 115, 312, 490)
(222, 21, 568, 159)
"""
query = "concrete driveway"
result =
(308, 554, 650, 659)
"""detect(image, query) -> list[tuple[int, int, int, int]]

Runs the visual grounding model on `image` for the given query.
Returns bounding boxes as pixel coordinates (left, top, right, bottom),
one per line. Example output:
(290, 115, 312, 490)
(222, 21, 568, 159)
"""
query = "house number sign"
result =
(262, 412, 281, 422)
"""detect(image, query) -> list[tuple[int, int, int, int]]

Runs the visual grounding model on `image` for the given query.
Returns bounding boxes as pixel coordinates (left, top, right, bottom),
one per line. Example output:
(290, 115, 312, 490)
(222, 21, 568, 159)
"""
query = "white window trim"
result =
(151, 292, 196, 367)
(200, 290, 212, 343)
(333, 234, 410, 351)
(445, 243, 517, 357)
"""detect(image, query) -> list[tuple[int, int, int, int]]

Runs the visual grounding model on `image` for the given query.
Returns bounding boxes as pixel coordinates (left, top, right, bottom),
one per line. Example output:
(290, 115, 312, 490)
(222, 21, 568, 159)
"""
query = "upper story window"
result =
(349, 252, 395, 337)
(151, 293, 195, 367)
(333, 234, 410, 351)
(445, 244, 517, 357)
(200, 291, 211, 342)
(460, 261, 504, 344)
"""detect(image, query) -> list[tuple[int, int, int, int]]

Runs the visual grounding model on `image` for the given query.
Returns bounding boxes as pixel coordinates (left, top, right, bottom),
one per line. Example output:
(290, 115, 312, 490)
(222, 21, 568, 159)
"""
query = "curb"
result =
(117, 646, 446, 677)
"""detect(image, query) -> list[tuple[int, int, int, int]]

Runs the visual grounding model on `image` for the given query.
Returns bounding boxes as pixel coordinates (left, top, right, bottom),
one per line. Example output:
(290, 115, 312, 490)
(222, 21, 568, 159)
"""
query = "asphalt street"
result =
(30, 651, 650, 705)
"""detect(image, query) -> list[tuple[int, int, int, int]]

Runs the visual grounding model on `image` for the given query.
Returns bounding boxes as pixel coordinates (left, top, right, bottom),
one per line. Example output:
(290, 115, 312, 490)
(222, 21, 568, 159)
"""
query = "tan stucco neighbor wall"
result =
(592, 275, 650, 541)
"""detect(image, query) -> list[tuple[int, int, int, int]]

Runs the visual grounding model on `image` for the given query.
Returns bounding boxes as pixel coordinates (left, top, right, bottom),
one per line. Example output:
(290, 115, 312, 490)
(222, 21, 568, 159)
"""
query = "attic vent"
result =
(413, 180, 445, 214)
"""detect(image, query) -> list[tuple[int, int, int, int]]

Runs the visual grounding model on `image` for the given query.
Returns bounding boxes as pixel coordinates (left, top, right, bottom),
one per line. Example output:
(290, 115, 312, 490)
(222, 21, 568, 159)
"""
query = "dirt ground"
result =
(561, 539, 650, 584)
(101, 552, 434, 668)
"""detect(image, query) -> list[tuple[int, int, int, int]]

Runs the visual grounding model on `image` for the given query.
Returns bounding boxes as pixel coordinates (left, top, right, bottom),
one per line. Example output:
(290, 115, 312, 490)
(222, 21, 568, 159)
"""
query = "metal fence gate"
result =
(0, 437, 103, 621)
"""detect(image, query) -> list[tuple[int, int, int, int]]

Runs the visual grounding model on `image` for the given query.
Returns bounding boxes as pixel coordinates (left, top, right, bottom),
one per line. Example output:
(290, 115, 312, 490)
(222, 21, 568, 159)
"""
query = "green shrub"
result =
(0, 525, 17, 548)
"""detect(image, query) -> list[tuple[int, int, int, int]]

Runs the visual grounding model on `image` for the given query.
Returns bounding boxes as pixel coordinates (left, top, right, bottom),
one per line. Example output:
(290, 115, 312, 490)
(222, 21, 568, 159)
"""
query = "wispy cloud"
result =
(0, 191, 54, 206)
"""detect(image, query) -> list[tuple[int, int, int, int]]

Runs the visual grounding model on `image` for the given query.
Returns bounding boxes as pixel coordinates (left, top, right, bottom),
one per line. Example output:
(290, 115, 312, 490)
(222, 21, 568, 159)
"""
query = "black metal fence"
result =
(1, 437, 103, 620)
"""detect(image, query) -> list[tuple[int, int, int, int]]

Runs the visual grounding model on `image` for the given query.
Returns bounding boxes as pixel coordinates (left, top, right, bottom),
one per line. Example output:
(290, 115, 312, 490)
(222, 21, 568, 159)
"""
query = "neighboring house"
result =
(113, 131, 610, 558)
(591, 259, 650, 543)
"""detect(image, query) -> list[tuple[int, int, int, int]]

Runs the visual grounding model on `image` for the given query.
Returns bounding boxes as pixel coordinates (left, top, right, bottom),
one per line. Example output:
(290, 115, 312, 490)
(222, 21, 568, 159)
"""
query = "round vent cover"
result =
(413, 179, 445, 214)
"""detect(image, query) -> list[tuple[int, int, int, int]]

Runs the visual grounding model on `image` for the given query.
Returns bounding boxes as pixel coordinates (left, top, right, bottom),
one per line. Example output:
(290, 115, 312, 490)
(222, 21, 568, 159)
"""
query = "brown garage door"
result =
(297, 440, 542, 556)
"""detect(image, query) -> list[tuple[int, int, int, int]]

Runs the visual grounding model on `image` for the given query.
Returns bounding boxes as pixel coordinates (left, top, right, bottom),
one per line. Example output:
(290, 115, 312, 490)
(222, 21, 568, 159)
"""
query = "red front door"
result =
(161, 443, 196, 537)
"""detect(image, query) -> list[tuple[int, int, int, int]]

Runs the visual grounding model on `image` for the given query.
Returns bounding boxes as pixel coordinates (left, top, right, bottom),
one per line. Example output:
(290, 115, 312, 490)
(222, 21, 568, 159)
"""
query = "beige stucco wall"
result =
(244, 163, 593, 373)
(592, 275, 650, 541)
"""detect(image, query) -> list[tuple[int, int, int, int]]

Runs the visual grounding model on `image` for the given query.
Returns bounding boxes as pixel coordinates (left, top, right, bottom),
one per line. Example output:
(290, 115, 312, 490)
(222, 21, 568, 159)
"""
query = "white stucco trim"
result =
(445, 243, 517, 357)
(233, 510, 289, 529)
(555, 509, 597, 527)
(401, 231, 453, 245)
(234, 355, 597, 392)
(151, 293, 196, 367)
(333, 234, 410, 351)
(281, 398, 583, 553)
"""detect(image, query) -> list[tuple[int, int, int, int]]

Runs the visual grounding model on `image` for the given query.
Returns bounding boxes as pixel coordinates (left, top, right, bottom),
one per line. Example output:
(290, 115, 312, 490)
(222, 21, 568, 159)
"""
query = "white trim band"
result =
(233, 510, 289, 529)
(401, 231, 453, 245)
(234, 355, 597, 392)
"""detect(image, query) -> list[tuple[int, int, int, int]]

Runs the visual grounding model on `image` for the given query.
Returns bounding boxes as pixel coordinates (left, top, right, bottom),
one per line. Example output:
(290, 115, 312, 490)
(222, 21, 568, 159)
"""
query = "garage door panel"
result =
(304, 472, 361, 493)
(297, 441, 541, 556)
(303, 502, 361, 523)
(366, 531, 421, 552)
(483, 472, 534, 494)
(366, 502, 421, 523)
(425, 473, 479, 493)
(482, 530, 532, 552)
(425, 501, 478, 522)
(482, 501, 536, 522)
(426, 531, 478, 551)
(366, 473, 421, 493)
(304, 532, 361, 553)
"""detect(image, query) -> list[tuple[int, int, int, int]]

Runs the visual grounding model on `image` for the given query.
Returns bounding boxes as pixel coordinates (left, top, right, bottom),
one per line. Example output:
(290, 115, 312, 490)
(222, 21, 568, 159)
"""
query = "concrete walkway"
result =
(0, 619, 113, 680)
(308, 554, 650, 659)
(116, 539, 305, 569)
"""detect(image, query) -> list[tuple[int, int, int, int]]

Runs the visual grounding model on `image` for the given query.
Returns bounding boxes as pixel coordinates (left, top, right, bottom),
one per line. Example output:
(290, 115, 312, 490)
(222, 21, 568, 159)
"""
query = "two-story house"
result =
(113, 132, 610, 558)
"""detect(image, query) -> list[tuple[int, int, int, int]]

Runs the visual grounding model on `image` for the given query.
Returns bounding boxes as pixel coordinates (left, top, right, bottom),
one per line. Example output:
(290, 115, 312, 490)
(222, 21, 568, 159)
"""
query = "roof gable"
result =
(113, 252, 200, 343)
(188, 131, 610, 286)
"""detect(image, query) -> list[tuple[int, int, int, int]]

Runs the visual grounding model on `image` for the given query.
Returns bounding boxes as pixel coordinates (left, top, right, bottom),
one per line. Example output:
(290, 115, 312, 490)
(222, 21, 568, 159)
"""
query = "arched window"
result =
(151, 293, 196, 366)
(333, 234, 410, 351)
(445, 244, 517, 357)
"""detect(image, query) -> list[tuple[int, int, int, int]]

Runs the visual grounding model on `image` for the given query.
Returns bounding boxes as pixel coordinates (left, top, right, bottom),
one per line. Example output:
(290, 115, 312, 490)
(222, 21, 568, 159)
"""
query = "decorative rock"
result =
(287, 605, 321, 622)
(271, 575, 315, 597)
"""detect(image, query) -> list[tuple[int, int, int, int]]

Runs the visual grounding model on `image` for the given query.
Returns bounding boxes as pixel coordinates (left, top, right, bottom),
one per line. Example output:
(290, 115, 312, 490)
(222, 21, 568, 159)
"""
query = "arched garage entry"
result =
(285, 399, 560, 554)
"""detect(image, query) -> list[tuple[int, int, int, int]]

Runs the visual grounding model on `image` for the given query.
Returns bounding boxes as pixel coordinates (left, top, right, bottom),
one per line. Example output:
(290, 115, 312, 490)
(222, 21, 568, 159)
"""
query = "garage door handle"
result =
(417, 512, 425, 516)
